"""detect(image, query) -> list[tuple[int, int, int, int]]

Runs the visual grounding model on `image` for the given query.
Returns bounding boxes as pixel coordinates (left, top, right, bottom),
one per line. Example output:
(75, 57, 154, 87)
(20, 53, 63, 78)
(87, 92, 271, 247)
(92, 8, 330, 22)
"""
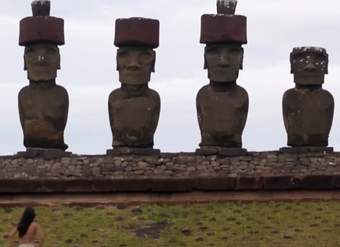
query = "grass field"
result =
(1, 202, 340, 246)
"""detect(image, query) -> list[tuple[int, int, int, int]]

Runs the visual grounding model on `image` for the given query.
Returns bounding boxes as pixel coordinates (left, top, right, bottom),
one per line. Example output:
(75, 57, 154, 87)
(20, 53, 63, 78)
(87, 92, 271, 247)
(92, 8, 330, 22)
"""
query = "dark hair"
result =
(17, 208, 36, 238)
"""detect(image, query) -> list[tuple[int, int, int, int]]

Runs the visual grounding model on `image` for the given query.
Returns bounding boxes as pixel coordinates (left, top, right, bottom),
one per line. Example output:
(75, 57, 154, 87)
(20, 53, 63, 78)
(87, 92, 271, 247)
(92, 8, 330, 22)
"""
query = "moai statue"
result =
(18, 0, 70, 157)
(281, 47, 334, 153)
(196, 0, 249, 156)
(107, 18, 161, 155)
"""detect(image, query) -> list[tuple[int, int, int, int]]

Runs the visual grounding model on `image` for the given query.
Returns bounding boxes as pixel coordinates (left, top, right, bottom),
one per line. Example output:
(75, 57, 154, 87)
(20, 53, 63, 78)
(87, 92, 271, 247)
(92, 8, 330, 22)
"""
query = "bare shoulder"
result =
(28, 222, 40, 232)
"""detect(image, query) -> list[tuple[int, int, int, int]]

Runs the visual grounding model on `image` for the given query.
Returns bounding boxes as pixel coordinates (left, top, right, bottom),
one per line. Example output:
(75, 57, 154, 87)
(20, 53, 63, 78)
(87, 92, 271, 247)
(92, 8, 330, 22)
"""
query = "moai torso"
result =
(283, 87, 334, 146)
(197, 83, 248, 147)
(109, 86, 160, 147)
(282, 47, 334, 147)
(19, 82, 69, 149)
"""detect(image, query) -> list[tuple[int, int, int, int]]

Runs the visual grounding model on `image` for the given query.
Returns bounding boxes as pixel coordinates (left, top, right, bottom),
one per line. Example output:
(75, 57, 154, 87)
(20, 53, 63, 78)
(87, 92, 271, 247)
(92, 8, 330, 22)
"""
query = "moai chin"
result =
(18, 0, 69, 153)
(196, 0, 249, 155)
(282, 47, 334, 152)
(107, 17, 161, 155)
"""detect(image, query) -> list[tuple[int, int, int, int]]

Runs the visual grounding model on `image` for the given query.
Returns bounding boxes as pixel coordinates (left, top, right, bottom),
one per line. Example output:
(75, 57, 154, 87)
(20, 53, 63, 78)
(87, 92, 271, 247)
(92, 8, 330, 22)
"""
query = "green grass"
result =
(1, 202, 340, 246)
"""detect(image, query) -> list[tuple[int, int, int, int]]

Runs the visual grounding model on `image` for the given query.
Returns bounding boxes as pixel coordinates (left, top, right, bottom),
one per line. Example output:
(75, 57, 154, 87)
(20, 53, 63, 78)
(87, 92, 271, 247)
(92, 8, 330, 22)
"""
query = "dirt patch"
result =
(133, 221, 168, 239)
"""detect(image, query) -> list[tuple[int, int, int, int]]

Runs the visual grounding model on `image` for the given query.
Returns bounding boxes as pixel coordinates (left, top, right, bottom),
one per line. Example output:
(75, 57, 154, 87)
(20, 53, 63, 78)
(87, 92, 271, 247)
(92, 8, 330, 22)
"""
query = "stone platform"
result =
(1, 151, 340, 193)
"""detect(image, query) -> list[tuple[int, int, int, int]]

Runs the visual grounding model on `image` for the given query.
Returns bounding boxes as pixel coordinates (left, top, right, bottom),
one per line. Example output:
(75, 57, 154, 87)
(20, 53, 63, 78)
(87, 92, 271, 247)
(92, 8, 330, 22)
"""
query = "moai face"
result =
(117, 46, 155, 85)
(205, 43, 243, 83)
(291, 47, 328, 86)
(24, 43, 60, 81)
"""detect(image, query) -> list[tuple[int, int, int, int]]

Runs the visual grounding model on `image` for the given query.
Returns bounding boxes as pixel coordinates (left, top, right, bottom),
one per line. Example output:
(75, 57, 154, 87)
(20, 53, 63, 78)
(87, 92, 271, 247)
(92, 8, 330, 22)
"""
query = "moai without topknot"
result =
(107, 18, 161, 155)
(281, 47, 334, 153)
(196, 0, 249, 156)
(18, 0, 70, 157)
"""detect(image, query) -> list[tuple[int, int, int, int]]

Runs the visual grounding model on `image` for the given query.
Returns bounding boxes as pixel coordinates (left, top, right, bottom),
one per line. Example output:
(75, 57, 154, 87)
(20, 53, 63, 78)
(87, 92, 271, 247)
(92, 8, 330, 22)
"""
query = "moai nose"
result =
(219, 53, 230, 66)
(127, 58, 141, 70)
(304, 62, 317, 72)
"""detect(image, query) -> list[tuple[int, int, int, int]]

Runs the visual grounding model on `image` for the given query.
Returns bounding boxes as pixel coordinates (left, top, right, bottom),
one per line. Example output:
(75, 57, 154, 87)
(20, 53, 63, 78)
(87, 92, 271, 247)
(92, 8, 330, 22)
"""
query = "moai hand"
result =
(108, 18, 161, 155)
(282, 47, 334, 151)
(196, 0, 249, 155)
(18, 0, 69, 151)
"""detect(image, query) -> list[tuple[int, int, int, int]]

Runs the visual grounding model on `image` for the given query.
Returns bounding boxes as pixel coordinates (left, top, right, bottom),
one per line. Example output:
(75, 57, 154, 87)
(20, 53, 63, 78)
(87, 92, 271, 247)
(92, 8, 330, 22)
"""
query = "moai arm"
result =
(18, 87, 27, 132)
(54, 85, 69, 131)
(149, 89, 161, 136)
(196, 85, 208, 135)
(108, 90, 117, 135)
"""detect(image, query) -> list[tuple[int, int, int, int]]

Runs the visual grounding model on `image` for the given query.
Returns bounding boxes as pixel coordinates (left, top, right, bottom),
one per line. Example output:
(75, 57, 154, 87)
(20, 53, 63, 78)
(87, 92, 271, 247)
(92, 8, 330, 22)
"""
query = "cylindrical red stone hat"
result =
(114, 17, 159, 48)
(200, 0, 247, 44)
(19, 0, 64, 46)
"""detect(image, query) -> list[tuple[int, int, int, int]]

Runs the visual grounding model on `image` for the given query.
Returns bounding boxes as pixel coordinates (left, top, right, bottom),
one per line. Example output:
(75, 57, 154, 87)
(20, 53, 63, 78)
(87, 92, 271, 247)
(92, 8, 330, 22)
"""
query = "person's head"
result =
(290, 46, 328, 86)
(24, 42, 60, 81)
(117, 46, 155, 85)
(17, 208, 36, 238)
(204, 43, 243, 82)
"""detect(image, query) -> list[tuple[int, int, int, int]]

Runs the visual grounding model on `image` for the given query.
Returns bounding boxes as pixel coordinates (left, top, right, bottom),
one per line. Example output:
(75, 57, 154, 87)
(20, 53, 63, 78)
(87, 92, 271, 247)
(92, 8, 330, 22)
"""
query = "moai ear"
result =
(116, 49, 121, 71)
(116, 52, 119, 71)
(24, 55, 27, 70)
(204, 53, 207, 70)
(203, 46, 208, 69)
(239, 47, 244, 70)
(325, 53, 329, 74)
(151, 50, 156, 73)
(57, 52, 61, 70)
(290, 52, 294, 74)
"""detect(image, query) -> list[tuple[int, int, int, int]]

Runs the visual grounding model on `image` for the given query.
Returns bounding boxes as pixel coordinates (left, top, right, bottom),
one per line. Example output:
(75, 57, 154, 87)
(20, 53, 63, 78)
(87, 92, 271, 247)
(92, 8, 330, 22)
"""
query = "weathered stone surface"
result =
(114, 18, 159, 48)
(197, 82, 248, 148)
(17, 148, 72, 159)
(18, 2, 68, 150)
(1, 151, 340, 192)
(280, 147, 334, 154)
(109, 18, 161, 150)
(108, 86, 160, 148)
(196, 147, 247, 156)
(283, 47, 334, 147)
(107, 148, 160, 156)
(197, 4, 248, 150)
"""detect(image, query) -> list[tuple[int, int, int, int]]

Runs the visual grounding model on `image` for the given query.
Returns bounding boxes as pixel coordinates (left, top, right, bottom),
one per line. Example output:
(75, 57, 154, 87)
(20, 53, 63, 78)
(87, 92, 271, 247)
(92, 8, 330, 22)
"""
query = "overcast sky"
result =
(0, 0, 340, 155)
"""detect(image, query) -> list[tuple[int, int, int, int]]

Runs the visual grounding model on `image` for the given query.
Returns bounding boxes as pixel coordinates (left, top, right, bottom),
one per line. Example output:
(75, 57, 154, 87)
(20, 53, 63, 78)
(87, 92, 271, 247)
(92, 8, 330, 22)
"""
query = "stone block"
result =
(294, 175, 335, 189)
(17, 148, 72, 160)
(263, 176, 295, 190)
(151, 177, 196, 192)
(107, 148, 160, 156)
(196, 177, 236, 191)
(196, 147, 247, 157)
(236, 176, 263, 190)
(279, 147, 334, 154)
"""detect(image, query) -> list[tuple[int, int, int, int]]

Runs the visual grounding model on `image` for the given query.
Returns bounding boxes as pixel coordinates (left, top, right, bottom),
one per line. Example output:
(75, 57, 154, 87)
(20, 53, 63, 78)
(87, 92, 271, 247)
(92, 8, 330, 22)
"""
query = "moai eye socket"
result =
(139, 50, 154, 64)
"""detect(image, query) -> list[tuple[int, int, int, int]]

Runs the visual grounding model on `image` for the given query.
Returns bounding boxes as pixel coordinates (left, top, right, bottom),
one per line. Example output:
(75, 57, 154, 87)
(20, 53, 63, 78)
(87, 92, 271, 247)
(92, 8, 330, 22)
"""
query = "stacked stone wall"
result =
(1, 152, 340, 193)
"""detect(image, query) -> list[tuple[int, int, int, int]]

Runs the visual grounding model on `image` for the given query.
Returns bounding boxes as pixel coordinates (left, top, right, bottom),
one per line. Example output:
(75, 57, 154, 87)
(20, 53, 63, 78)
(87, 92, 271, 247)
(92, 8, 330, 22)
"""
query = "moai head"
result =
(290, 47, 328, 86)
(201, 0, 247, 83)
(114, 18, 159, 85)
(19, 0, 64, 82)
